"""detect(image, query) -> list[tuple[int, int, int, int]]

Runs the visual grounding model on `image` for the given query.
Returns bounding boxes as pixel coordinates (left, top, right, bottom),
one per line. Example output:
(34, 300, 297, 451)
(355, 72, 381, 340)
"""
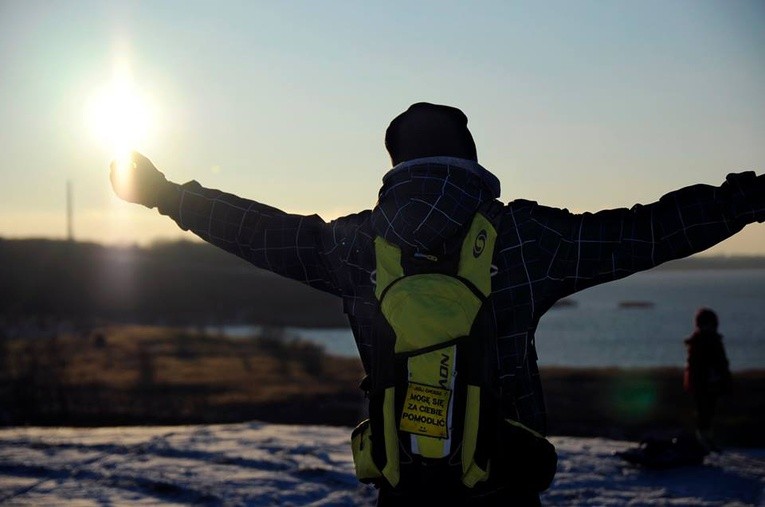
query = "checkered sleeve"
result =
(156, 180, 341, 295)
(536, 171, 764, 296)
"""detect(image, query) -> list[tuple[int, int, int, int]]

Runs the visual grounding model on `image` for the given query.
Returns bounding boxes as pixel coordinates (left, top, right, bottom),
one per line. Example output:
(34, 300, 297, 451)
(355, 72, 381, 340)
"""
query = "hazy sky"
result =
(1, 0, 763, 254)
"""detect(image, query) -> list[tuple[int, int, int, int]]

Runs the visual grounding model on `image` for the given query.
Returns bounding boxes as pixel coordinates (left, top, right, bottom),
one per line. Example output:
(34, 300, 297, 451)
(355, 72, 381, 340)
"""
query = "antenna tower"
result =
(67, 180, 74, 241)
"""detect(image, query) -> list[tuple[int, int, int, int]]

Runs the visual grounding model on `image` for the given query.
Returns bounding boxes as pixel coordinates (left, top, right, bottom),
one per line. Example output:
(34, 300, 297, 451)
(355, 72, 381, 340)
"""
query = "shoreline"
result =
(1, 326, 761, 447)
(3, 366, 761, 447)
(541, 366, 764, 448)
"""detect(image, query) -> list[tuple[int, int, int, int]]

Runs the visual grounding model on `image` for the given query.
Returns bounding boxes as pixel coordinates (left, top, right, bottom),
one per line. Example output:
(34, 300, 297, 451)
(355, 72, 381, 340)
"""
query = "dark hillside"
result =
(2, 237, 763, 330)
(0, 238, 346, 328)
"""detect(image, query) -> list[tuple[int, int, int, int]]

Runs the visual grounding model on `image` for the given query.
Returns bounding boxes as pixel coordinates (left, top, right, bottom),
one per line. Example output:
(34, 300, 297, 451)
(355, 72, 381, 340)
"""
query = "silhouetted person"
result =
(110, 102, 764, 505)
(684, 307, 732, 450)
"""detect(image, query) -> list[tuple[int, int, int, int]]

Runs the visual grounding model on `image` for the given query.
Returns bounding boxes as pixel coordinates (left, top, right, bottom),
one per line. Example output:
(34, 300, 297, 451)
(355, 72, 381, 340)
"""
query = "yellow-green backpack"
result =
(351, 201, 503, 491)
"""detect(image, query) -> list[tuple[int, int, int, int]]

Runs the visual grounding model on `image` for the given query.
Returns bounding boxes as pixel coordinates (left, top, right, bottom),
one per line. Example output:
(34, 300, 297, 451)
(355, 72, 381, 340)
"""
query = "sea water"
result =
(222, 269, 765, 371)
(534, 269, 764, 371)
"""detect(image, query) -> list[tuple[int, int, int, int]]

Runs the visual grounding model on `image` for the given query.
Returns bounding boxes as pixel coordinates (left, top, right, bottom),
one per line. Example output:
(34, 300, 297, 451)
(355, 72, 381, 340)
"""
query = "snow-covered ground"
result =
(0, 422, 762, 506)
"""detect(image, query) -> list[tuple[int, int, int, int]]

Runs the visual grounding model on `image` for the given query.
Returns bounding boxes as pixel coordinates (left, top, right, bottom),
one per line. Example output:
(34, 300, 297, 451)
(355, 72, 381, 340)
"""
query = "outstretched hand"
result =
(110, 151, 168, 208)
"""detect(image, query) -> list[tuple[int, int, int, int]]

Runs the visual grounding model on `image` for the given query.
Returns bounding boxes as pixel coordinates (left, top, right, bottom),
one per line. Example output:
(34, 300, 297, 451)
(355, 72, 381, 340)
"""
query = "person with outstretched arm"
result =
(110, 103, 763, 506)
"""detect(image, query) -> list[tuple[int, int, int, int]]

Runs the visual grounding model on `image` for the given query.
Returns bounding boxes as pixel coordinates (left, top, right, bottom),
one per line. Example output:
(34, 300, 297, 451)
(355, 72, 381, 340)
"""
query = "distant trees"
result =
(3, 238, 762, 332)
(0, 238, 346, 328)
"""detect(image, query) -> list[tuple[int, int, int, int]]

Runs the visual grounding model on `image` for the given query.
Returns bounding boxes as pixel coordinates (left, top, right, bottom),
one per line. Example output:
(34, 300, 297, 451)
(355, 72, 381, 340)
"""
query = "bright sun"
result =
(85, 60, 156, 167)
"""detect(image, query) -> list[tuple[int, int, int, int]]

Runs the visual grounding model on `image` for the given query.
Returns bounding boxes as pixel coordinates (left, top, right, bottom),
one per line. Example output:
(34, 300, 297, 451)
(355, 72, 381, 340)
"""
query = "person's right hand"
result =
(110, 151, 169, 208)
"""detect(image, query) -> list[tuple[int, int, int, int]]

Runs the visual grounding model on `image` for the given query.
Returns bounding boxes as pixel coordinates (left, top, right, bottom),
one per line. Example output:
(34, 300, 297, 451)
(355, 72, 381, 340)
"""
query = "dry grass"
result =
(0, 325, 364, 426)
(1, 329, 761, 447)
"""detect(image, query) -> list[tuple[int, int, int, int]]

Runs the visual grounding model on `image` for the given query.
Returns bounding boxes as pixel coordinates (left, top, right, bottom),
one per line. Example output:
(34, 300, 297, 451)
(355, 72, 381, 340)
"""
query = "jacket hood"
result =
(370, 156, 501, 252)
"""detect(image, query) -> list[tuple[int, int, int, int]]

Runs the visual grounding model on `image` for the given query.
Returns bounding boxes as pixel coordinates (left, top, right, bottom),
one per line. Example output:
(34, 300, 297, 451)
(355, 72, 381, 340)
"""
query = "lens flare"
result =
(110, 157, 136, 197)
(608, 374, 658, 422)
(85, 58, 155, 168)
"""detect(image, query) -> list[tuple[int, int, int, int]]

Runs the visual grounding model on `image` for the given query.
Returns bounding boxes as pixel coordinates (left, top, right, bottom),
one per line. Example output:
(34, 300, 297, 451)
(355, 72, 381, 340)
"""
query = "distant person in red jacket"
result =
(684, 307, 732, 450)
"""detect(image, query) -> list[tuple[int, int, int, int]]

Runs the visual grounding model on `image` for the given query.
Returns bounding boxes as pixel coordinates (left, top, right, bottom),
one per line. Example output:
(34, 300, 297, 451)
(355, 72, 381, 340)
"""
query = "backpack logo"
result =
(438, 353, 450, 389)
(473, 229, 488, 258)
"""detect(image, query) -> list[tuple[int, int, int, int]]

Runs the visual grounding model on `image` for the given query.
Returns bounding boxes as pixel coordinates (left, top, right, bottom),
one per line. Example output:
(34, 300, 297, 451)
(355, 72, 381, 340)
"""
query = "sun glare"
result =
(85, 60, 156, 174)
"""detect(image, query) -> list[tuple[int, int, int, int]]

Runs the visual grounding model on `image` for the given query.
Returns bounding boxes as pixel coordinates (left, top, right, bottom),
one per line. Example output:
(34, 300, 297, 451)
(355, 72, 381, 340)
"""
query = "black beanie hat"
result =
(385, 102, 478, 165)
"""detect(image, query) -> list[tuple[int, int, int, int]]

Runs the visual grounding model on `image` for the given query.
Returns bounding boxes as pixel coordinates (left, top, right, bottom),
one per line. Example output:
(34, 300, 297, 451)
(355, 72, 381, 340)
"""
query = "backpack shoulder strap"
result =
(456, 199, 502, 297)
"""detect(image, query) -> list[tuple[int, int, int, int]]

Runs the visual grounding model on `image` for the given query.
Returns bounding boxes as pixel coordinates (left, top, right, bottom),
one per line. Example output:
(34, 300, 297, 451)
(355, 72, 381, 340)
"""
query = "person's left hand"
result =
(110, 151, 169, 208)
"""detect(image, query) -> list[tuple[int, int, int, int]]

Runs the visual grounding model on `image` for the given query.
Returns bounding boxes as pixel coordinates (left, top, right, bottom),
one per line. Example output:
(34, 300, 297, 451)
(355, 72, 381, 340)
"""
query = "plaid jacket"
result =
(157, 158, 763, 434)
